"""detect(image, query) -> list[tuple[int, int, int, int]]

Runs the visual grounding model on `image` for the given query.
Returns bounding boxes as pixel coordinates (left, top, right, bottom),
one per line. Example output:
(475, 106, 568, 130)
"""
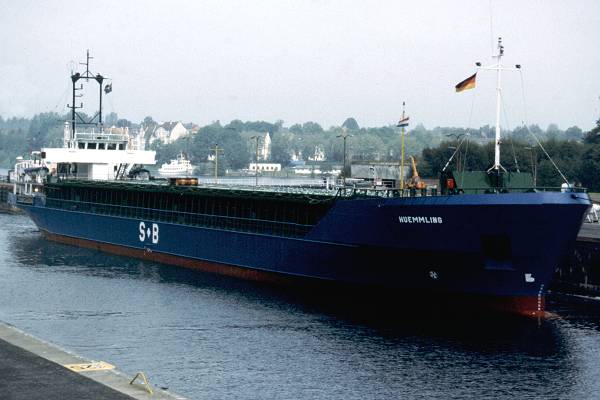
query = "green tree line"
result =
(420, 119, 600, 190)
(1, 111, 598, 190)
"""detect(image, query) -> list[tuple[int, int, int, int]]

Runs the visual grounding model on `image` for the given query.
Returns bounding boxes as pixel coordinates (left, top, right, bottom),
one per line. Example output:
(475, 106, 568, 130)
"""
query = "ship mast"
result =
(478, 37, 521, 173)
(397, 102, 410, 189)
(493, 38, 503, 172)
(66, 50, 110, 147)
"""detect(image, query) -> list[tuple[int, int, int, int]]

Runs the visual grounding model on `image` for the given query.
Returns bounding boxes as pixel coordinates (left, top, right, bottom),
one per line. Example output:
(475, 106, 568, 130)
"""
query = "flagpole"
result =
(455, 37, 522, 179)
(401, 123, 405, 190)
(397, 102, 409, 190)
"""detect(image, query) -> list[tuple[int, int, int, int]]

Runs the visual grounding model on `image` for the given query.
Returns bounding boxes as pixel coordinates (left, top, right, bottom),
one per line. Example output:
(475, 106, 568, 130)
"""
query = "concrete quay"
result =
(0, 321, 186, 400)
(552, 223, 600, 296)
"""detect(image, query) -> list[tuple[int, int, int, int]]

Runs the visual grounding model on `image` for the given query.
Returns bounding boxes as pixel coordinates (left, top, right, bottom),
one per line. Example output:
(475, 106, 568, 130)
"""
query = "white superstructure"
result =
(11, 51, 156, 201)
(41, 122, 156, 180)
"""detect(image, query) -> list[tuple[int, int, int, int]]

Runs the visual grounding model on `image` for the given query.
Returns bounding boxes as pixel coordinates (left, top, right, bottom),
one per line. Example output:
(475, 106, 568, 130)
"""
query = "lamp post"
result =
(336, 128, 352, 183)
(210, 144, 224, 184)
(250, 135, 260, 186)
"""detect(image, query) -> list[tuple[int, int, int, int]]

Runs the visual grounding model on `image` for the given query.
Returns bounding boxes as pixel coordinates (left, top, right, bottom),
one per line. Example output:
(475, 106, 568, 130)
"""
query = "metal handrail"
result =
(337, 185, 587, 198)
(45, 176, 589, 201)
(442, 186, 588, 195)
(44, 197, 315, 238)
(74, 132, 129, 142)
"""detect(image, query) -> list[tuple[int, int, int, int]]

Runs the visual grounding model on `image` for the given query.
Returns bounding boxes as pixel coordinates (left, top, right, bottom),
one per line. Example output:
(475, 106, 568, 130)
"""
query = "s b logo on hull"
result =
(138, 222, 159, 244)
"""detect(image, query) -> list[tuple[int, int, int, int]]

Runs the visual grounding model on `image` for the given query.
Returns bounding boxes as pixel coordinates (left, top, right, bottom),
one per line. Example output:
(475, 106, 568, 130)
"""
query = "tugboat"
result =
(158, 152, 195, 176)
(15, 45, 590, 318)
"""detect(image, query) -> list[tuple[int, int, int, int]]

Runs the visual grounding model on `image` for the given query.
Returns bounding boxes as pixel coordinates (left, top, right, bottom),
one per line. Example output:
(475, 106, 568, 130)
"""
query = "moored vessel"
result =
(15, 45, 591, 318)
(158, 152, 195, 176)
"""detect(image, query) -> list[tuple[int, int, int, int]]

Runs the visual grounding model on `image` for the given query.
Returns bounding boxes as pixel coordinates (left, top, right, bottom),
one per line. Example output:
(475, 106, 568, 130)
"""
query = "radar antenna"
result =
(66, 50, 111, 144)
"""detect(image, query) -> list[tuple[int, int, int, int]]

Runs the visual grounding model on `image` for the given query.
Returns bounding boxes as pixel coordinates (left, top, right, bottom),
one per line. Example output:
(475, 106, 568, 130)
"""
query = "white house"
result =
(258, 132, 271, 161)
(149, 121, 189, 144)
(248, 132, 272, 161)
(308, 145, 326, 162)
(106, 125, 145, 150)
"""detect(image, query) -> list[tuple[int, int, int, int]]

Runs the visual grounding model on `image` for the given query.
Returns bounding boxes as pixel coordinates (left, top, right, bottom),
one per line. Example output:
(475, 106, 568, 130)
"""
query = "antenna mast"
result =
(477, 37, 521, 173)
(66, 50, 109, 146)
(492, 38, 504, 171)
(396, 102, 410, 189)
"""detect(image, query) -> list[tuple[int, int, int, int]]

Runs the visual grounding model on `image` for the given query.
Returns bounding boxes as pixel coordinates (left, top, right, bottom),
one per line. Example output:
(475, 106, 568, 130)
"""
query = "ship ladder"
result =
(115, 163, 129, 180)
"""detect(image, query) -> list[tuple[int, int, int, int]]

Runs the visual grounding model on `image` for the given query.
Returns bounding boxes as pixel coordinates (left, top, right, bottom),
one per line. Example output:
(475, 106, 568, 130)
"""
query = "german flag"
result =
(397, 116, 409, 128)
(455, 73, 476, 92)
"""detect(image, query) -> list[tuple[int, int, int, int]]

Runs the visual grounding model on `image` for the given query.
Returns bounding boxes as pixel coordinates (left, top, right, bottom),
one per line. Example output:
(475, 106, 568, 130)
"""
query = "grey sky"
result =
(1, 0, 599, 130)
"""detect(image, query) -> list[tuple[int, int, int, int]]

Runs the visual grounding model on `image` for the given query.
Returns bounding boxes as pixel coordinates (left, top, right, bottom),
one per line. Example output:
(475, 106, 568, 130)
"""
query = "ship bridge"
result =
(40, 122, 156, 180)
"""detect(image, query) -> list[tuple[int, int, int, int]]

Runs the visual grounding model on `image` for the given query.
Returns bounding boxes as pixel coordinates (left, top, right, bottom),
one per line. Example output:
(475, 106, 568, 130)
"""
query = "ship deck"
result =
(45, 178, 404, 201)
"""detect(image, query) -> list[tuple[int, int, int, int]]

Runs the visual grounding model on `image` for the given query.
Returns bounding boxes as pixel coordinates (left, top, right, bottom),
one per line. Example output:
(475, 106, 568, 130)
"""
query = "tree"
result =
(511, 125, 529, 142)
(565, 126, 583, 141)
(546, 123, 561, 140)
(142, 116, 156, 127)
(537, 159, 563, 187)
(116, 118, 131, 128)
(271, 131, 294, 166)
(579, 145, 600, 191)
(583, 119, 600, 144)
(289, 124, 303, 135)
(220, 130, 250, 170)
(352, 134, 385, 161)
(105, 112, 118, 126)
(224, 119, 244, 132)
(27, 112, 63, 149)
(342, 117, 359, 130)
(301, 121, 323, 133)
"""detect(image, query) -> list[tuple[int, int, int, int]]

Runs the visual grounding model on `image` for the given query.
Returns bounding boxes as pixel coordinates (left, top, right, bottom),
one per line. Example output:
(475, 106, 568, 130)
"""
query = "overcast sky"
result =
(1, 0, 599, 130)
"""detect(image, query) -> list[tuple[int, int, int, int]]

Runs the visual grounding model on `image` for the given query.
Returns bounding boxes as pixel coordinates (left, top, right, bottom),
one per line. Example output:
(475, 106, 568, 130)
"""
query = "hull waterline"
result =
(20, 190, 590, 318)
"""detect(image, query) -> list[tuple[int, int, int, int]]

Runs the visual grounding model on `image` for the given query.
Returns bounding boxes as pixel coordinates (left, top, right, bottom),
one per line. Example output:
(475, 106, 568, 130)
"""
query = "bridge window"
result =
(98, 143, 105, 150)
(107, 143, 117, 150)
(119, 143, 125, 150)
(87, 142, 97, 149)
(78, 142, 85, 149)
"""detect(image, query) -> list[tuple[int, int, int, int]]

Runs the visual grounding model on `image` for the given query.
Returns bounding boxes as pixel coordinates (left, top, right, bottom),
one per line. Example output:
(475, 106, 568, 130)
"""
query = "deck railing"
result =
(336, 185, 587, 199)
(44, 198, 315, 238)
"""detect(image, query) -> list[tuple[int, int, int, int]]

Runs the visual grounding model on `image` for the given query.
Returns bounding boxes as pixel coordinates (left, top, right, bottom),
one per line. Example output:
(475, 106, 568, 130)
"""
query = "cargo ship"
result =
(15, 45, 590, 317)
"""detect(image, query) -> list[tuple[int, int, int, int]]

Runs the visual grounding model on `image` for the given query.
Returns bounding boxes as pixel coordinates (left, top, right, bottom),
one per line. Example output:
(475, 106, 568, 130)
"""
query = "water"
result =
(1, 213, 600, 399)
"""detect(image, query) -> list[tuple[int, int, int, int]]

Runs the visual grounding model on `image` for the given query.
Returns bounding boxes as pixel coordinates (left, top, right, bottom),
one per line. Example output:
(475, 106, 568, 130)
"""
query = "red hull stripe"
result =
(42, 231, 293, 285)
(41, 231, 547, 318)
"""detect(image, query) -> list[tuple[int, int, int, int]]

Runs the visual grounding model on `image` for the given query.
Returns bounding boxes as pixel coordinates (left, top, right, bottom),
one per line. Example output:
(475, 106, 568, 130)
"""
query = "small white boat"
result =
(158, 152, 196, 176)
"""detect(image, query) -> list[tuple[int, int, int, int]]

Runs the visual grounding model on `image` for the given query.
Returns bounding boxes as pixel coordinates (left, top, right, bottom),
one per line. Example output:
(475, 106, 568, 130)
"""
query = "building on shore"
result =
(249, 162, 281, 172)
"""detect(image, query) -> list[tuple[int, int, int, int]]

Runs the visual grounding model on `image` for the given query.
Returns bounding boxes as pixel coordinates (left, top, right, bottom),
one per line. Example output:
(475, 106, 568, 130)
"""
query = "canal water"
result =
(1, 212, 600, 399)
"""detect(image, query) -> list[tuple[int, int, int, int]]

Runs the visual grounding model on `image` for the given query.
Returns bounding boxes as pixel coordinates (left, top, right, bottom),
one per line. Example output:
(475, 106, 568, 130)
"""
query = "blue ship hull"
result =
(21, 191, 589, 317)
